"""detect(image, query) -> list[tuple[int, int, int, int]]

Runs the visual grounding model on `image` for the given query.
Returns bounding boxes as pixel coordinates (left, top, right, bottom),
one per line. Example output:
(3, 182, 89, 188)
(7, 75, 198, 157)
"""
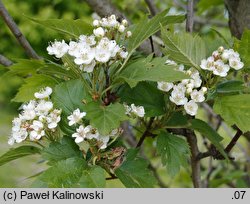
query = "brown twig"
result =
(0, 54, 13, 66)
(144, 0, 158, 16)
(186, 0, 194, 33)
(185, 129, 202, 188)
(197, 128, 243, 160)
(0, 0, 40, 59)
(136, 117, 154, 148)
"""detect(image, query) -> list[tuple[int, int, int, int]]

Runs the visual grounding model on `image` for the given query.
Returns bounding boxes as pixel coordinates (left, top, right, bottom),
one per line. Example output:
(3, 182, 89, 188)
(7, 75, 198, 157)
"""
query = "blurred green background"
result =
(0, 0, 248, 187)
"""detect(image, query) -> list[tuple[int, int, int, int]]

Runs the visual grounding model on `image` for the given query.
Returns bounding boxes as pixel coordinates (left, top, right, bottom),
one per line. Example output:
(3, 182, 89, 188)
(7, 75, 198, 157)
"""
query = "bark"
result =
(225, 0, 250, 39)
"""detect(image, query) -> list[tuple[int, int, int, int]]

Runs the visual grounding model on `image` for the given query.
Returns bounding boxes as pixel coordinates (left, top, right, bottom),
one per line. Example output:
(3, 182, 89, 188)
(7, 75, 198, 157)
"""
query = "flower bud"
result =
(118, 25, 125, 33)
(126, 31, 132, 38)
(218, 46, 224, 53)
(122, 19, 128, 26)
(93, 27, 105, 37)
(201, 87, 207, 93)
(93, 19, 99, 27)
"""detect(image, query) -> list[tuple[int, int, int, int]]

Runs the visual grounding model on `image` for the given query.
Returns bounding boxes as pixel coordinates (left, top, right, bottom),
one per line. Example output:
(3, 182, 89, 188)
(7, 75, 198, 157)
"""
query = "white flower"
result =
(95, 48, 111, 63)
(21, 109, 36, 120)
(200, 56, 215, 71)
(35, 100, 53, 116)
(34, 87, 52, 99)
(93, 27, 105, 37)
(221, 49, 239, 61)
(107, 15, 118, 27)
(74, 47, 95, 65)
(229, 57, 244, 70)
(21, 101, 37, 121)
(170, 90, 188, 105)
(68, 41, 81, 57)
(118, 25, 125, 33)
(46, 109, 61, 129)
(85, 126, 99, 139)
(213, 60, 230, 77)
(190, 89, 205, 102)
(72, 125, 89, 143)
(100, 18, 109, 27)
(30, 120, 45, 140)
(98, 135, 110, 149)
(184, 100, 198, 116)
(173, 83, 186, 94)
(67, 108, 86, 126)
(47, 40, 69, 58)
(119, 50, 128, 59)
(79, 35, 96, 46)
(11, 127, 28, 143)
(125, 103, 145, 117)
(82, 60, 96, 73)
(131, 104, 145, 117)
(157, 81, 173, 92)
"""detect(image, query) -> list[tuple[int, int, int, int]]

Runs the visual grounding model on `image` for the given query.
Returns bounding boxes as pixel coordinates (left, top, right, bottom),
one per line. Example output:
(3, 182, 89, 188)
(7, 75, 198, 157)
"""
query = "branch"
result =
(185, 129, 202, 188)
(85, 0, 128, 21)
(136, 117, 154, 148)
(0, 54, 13, 66)
(186, 0, 194, 32)
(197, 128, 243, 160)
(0, 0, 40, 59)
(144, 0, 158, 16)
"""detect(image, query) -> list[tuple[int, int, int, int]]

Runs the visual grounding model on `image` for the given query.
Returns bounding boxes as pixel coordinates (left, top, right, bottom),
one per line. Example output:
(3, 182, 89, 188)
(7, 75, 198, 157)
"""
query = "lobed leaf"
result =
(156, 131, 190, 176)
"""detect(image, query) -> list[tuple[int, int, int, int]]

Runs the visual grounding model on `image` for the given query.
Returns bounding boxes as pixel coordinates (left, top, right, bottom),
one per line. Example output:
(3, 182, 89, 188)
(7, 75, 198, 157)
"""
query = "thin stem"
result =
(185, 129, 202, 188)
(0, 54, 13, 66)
(136, 117, 154, 148)
(186, 0, 194, 33)
(0, 0, 40, 59)
(144, 0, 158, 16)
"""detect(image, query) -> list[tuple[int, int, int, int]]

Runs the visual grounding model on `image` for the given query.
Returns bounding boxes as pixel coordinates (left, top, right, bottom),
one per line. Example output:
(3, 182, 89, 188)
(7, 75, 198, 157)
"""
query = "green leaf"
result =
(213, 94, 250, 132)
(38, 157, 86, 187)
(3, 59, 44, 77)
(238, 29, 250, 68)
(118, 82, 165, 117)
(127, 9, 185, 53)
(216, 80, 245, 94)
(85, 102, 127, 135)
(115, 149, 157, 187)
(12, 74, 58, 102)
(38, 63, 78, 80)
(79, 166, 106, 187)
(165, 112, 189, 128)
(162, 30, 206, 69)
(118, 56, 188, 88)
(0, 146, 41, 166)
(189, 119, 227, 159)
(156, 131, 190, 176)
(52, 79, 91, 115)
(42, 136, 82, 165)
(28, 18, 92, 38)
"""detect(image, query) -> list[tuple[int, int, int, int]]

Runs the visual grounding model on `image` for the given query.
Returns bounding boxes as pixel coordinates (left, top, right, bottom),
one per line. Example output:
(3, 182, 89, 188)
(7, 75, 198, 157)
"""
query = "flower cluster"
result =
(200, 47, 244, 77)
(157, 60, 206, 116)
(68, 108, 122, 149)
(8, 87, 61, 145)
(124, 103, 145, 118)
(47, 15, 131, 73)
